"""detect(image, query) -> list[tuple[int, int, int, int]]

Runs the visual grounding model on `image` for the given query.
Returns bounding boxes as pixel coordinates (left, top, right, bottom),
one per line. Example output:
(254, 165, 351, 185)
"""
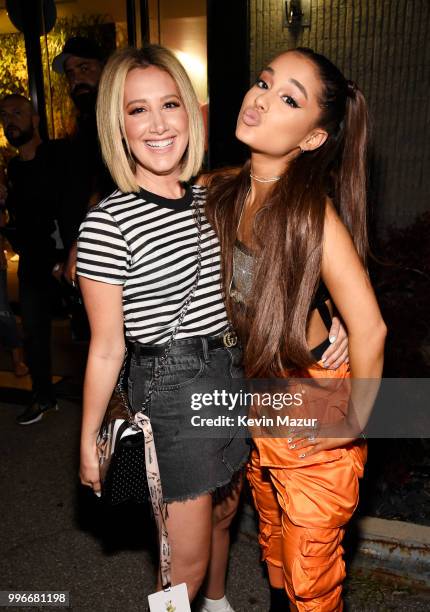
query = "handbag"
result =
(96, 197, 203, 506)
(96, 360, 148, 504)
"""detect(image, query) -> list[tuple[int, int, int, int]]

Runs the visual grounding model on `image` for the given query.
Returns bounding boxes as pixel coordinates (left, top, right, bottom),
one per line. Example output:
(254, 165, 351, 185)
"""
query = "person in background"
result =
(0, 94, 68, 424)
(0, 177, 28, 377)
(52, 37, 115, 285)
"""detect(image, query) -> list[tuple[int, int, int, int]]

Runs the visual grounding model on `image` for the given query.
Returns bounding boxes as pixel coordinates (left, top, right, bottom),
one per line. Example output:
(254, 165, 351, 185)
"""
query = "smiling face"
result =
(123, 65, 189, 183)
(236, 51, 328, 161)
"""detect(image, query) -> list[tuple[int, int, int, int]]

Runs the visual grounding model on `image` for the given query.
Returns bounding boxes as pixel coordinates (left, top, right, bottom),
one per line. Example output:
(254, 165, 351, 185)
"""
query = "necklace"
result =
(250, 172, 281, 183)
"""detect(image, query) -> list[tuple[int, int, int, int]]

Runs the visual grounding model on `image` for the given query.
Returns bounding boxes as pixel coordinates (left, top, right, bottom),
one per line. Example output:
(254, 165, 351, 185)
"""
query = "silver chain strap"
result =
(139, 199, 203, 413)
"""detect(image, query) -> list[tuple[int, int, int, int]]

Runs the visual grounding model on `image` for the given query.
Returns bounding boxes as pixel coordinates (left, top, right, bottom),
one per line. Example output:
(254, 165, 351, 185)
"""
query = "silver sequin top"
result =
(230, 240, 255, 303)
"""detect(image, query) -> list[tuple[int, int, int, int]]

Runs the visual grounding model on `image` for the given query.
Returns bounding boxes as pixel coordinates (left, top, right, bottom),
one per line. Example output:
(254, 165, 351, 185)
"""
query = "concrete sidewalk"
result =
(1, 396, 430, 611)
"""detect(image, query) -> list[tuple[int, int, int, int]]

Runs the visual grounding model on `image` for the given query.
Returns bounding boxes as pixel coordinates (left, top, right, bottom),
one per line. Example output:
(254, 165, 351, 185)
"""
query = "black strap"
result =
(128, 332, 229, 358)
(317, 301, 332, 332)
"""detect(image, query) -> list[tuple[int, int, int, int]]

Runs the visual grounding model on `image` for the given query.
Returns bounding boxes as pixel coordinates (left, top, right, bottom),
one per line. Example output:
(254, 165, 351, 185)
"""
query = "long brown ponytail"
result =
(206, 48, 369, 377)
(336, 85, 369, 262)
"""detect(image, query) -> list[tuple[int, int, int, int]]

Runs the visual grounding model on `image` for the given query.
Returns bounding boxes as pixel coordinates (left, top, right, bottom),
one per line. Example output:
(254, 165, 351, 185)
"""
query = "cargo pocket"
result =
(292, 528, 346, 600)
(247, 462, 283, 567)
(343, 441, 367, 479)
(257, 521, 282, 565)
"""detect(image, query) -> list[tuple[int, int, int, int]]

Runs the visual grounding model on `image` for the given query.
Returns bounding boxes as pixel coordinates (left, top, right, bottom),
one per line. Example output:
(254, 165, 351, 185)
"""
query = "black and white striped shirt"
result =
(76, 184, 229, 344)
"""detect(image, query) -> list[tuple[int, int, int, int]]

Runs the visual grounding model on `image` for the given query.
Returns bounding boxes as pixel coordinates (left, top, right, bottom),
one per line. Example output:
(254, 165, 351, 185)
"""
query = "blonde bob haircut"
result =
(97, 45, 205, 193)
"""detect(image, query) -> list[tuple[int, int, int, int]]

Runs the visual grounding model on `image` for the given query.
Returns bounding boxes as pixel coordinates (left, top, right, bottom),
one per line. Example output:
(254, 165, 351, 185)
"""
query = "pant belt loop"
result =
(201, 336, 210, 364)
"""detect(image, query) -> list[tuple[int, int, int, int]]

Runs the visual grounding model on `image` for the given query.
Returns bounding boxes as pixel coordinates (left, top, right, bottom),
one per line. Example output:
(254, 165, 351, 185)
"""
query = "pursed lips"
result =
(242, 108, 261, 127)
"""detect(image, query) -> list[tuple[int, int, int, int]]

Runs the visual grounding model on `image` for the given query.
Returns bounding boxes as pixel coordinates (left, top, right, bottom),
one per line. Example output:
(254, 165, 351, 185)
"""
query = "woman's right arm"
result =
(79, 276, 125, 495)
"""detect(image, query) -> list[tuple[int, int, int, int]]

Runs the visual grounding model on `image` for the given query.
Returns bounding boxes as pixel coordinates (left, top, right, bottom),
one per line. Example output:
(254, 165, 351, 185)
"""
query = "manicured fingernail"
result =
(329, 335, 337, 343)
(299, 453, 306, 458)
(289, 444, 296, 449)
(94, 491, 101, 498)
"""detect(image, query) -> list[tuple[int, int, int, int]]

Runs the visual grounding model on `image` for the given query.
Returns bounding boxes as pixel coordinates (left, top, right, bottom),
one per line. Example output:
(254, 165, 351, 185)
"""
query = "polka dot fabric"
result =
(102, 434, 149, 505)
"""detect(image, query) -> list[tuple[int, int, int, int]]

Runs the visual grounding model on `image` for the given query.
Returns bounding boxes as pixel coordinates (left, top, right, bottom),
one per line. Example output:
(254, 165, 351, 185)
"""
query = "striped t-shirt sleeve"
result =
(76, 206, 130, 285)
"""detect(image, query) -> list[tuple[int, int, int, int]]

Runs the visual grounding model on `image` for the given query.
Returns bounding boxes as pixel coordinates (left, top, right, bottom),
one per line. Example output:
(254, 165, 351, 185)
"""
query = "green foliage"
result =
(0, 33, 28, 168)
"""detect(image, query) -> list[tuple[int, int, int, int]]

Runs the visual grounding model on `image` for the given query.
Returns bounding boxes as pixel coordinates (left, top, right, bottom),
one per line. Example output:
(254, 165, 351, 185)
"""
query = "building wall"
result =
(249, 0, 430, 228)
(149, 0, 207, 103)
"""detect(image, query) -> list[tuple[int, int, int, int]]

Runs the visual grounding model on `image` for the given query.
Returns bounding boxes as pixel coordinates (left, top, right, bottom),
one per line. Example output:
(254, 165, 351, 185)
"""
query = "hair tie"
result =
(346, 79, 357, 98)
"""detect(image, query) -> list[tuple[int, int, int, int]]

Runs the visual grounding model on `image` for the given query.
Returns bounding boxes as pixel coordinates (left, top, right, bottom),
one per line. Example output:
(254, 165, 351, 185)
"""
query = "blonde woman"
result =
(76, 45, 249, 609)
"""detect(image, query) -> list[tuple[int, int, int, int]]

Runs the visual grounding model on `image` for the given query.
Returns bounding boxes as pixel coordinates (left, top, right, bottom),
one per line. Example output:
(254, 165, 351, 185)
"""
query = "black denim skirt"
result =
(127, 338, 250, 502)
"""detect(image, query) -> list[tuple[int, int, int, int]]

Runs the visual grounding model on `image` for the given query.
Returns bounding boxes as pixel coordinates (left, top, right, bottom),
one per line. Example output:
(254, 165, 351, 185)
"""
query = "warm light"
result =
(173, 49, 207, 103)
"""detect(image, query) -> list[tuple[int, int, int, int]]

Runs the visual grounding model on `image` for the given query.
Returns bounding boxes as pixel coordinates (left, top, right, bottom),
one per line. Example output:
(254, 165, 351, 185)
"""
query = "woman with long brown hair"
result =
(206, 47, 386, 611)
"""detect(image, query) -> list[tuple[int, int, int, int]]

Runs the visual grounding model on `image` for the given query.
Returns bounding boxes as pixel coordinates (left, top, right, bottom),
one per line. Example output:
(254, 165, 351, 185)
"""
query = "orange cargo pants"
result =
(247, 363, 367, 611)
